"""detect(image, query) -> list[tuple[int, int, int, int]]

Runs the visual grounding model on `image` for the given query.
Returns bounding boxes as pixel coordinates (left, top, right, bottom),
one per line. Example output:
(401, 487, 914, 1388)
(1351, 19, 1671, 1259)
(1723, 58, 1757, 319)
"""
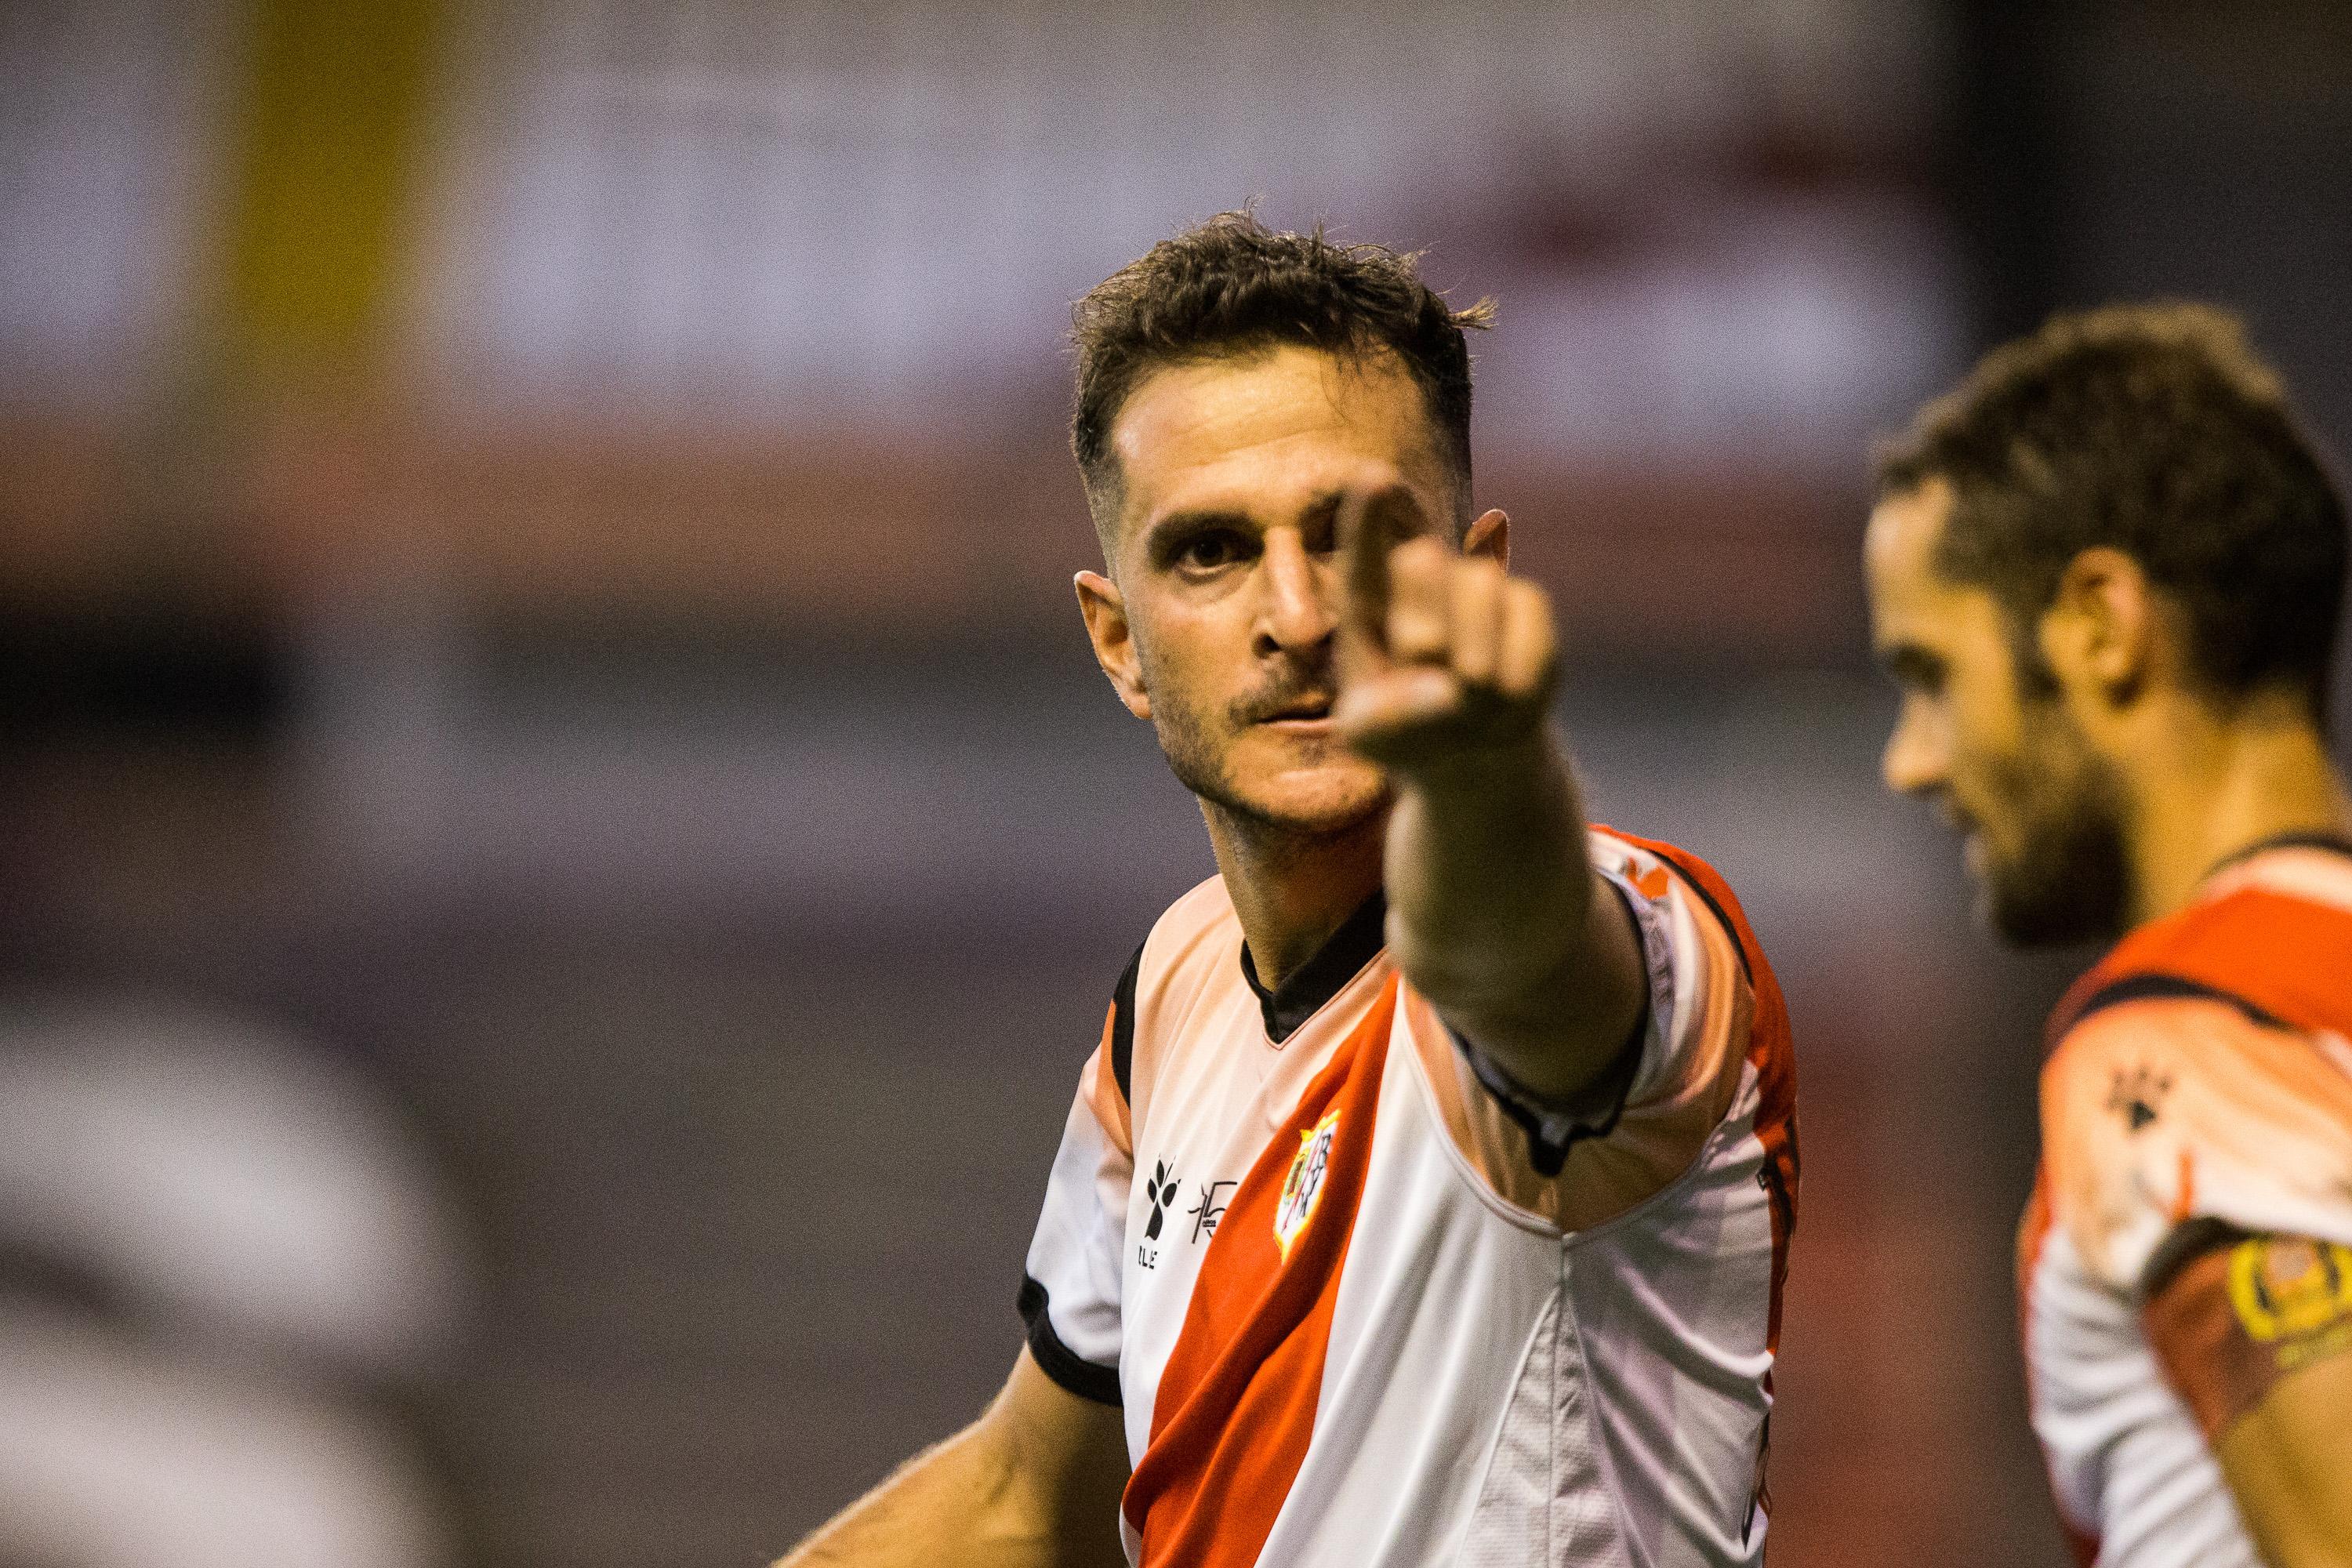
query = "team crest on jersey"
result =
(1273, 1109, 1340, 1261)
(2227, 1235, 2352, 1352)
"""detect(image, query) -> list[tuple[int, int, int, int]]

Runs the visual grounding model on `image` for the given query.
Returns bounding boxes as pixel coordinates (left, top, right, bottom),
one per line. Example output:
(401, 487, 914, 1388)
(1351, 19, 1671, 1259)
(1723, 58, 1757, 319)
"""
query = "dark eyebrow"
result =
(1144, 490, 1354, 553)
(1142, 488, 1415, 562)
(1146, 508, 1257, 545)
(1877, 641, 1947, 688)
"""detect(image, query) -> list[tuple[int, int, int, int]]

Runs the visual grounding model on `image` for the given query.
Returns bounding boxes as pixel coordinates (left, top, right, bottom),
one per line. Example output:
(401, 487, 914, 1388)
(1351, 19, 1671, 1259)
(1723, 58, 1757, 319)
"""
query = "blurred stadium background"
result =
(2, 2, 2348, 1565)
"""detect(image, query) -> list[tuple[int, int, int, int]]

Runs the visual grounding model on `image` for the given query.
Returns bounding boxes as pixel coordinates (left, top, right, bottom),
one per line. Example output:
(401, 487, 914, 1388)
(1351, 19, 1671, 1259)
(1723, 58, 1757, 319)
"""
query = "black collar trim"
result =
(2071, 972, 2288, 1034)
(2203, 830, 2352, 881)
(1240, 891, 1389, 1044)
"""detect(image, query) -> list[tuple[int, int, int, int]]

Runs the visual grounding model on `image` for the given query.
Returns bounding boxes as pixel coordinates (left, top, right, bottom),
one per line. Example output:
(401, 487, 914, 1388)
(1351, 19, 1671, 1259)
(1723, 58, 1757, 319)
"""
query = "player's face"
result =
(1083, 345, 1457, 839)
(1866, 481, 2130, 946)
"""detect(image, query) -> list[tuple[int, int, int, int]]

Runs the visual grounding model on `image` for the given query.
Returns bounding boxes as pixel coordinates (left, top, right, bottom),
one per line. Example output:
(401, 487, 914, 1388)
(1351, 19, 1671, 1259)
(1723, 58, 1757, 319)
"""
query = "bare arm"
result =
(2216, 1326, 2352, 1567)
(1331, 487, 1647, 1103)
(2143, 1232, 2352, 1568)
(776, 1348, 1131, 1568)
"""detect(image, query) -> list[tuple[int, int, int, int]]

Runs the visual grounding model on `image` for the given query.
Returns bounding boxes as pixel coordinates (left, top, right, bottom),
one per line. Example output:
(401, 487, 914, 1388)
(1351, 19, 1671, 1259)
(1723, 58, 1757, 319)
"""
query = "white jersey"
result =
(2020, 841, 2352, 1567)
(1019, 829, 1798, 1568)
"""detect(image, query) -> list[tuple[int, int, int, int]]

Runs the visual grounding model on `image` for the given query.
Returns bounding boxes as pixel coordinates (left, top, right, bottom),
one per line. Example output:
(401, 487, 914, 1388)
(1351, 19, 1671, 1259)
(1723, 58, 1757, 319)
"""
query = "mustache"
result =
(1230, 671, 1338, 726)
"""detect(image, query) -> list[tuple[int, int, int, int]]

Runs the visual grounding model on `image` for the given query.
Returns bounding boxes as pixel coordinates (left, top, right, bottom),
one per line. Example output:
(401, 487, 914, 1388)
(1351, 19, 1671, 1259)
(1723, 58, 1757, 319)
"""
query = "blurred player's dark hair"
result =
(1070, 209, 1492, 536)
(1876, 303, 2349, 722)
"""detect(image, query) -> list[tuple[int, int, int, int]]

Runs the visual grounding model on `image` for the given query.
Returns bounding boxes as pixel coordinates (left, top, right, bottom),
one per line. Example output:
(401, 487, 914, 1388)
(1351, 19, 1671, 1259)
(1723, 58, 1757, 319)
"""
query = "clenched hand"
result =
(1330, 484, 1559, 776)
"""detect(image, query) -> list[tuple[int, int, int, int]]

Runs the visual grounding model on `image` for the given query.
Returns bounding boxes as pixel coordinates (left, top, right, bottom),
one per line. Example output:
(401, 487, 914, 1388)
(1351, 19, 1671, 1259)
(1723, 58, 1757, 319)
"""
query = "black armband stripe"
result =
(1016, 1275, 1123, 1406)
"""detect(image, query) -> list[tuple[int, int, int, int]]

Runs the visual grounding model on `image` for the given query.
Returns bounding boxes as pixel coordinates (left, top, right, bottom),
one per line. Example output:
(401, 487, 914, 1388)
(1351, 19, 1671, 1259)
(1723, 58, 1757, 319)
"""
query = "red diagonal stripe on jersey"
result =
(1121, 975, 1397, 1565)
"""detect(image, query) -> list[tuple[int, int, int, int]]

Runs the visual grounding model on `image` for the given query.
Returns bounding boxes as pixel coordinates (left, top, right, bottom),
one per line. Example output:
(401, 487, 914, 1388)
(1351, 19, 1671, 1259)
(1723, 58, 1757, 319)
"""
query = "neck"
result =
(2120, 688, 2352, 925)
(1201, 801, 1388, 992)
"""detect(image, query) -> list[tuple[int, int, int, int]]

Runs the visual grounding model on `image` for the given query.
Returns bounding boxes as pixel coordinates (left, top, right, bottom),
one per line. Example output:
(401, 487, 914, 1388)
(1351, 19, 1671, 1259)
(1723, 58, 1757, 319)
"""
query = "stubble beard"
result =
(1155, 703, 1389, 848)
(1145, 662, 1390, 851)
(1978, 699, 2135, 949)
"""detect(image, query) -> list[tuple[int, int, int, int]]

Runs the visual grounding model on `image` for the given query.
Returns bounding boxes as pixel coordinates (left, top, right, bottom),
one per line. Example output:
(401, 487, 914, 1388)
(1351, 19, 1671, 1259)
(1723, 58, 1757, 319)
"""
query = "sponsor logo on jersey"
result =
(1143, 1160, 1178, 1241)
(1188, 1178, 1236, 1243)
(1274, 1109, 1340, 1261)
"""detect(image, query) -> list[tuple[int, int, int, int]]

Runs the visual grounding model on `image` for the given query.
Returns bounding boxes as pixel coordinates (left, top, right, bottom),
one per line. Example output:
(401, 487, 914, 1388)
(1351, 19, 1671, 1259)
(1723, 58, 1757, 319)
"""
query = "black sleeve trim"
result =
(1454, 881, 1652, 1178)
(2072, 973, 2288, 1033)
(1109, 941, 1144, 1103)
(2137, 1216, 2245, 1302)
(1461, 993, 1646, 1178)
(1016, 1275, 1123, 1406)
(1660, 857, 1752, 985)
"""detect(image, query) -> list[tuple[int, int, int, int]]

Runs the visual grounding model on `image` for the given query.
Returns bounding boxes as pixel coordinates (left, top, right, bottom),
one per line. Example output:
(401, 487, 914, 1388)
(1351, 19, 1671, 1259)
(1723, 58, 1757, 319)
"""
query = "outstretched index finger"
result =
(1338, 482, 1428, 661)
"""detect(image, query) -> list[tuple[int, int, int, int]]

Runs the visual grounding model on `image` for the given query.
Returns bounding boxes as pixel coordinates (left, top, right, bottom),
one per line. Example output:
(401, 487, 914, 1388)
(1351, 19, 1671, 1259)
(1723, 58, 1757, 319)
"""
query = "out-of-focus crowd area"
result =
(2, 3, 2348, 1566)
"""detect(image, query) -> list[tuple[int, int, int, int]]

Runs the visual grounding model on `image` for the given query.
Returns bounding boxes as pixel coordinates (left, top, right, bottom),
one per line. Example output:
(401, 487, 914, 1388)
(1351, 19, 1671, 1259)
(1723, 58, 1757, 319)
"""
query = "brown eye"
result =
(1178, 532, 1244, 571)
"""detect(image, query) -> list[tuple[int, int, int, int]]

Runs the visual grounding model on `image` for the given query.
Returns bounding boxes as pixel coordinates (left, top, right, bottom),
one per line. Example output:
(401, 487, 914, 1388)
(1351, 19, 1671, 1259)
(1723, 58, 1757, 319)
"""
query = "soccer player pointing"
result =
(1867, 306, 2352, 1568)
(1096, 474, 1650, 1109)
(782, 214, 1797, 1568)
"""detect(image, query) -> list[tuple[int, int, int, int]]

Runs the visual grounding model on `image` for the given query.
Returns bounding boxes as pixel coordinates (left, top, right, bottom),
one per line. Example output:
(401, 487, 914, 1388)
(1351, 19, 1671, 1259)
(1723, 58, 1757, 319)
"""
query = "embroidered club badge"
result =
(1273, 1109, 1340, 1261)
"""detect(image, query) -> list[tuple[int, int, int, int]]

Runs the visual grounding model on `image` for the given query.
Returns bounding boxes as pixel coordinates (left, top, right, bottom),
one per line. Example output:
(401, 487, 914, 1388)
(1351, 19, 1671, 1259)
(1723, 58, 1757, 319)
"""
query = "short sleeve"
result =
(2042, 994, 2352, 1295)
(1016, 966, 1137, 1406)
(1416, 832, 1755, 1230)
(1453, 862, 1667, 1166)
(2141, 1229, 2352, 1442)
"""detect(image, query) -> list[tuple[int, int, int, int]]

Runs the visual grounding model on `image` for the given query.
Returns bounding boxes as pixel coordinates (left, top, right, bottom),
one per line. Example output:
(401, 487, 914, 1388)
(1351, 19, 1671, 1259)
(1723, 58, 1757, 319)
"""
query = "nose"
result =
(1880, 700, 1948, 798)
(1254, 528, 1338, 657)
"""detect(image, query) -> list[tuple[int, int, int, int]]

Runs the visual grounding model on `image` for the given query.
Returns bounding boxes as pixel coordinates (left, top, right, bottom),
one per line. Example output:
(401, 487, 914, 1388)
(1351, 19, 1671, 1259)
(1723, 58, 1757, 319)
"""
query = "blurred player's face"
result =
(1076, 345, 1457, 840)
(1867, 481, 2131, 946)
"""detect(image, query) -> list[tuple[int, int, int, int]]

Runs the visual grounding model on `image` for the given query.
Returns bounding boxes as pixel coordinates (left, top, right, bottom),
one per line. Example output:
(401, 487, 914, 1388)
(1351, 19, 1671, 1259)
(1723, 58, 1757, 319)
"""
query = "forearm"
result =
(778, 1353, 1130, 1568)
(2216, 1348, 2352, 1568)
(779, 1422, 1040, 1568)
(1385, 730, 1640, 1098)
(1385, 730, 1588, 1005)
(1334, 502, 1647, 1104)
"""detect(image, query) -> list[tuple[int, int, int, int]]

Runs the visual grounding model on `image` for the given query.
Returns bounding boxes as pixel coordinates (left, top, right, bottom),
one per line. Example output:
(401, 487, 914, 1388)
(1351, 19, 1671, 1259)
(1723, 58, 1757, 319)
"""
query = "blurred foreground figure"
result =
(781, 214, 1798, 1566)
(1867, 306, 2352, 1567)
(0, 1004, 466, 1568)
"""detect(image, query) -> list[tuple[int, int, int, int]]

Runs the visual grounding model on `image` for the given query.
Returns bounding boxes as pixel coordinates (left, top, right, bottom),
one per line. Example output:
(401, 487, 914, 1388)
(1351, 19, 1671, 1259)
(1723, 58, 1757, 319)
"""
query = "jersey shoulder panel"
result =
(1592, 828, 1797, 1219)
(1597, 830, 1755, 1119)
(2042, 994, 2352, 1293)
(1127, 874, 1242, 1134)
(2050, 847, 2352, 1046)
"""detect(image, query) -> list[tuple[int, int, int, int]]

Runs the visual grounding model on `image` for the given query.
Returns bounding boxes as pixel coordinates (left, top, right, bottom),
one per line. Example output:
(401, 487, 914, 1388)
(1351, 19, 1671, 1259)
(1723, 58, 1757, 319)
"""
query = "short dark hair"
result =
(1875, 302, 2348, 718)
(1070, 210, 1493, 537)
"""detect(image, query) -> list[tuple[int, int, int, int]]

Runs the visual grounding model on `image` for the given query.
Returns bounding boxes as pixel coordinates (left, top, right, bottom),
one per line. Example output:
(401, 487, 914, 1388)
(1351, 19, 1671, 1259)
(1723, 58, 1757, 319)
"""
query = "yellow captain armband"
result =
(2226, 1235, 2352, 1367)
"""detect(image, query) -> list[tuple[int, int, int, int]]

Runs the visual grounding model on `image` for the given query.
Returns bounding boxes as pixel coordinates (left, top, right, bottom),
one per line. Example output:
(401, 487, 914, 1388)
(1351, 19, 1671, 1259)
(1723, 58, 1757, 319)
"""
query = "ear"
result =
(1076, 570, 1152, 720)
(2039, 546, 2155, 705)
(1462, 508, 1509, 568)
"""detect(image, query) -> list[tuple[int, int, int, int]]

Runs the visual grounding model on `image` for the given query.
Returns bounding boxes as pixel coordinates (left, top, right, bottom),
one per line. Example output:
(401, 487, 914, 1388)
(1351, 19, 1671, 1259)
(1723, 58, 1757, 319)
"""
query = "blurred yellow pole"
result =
(216, 0, 443, 377)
